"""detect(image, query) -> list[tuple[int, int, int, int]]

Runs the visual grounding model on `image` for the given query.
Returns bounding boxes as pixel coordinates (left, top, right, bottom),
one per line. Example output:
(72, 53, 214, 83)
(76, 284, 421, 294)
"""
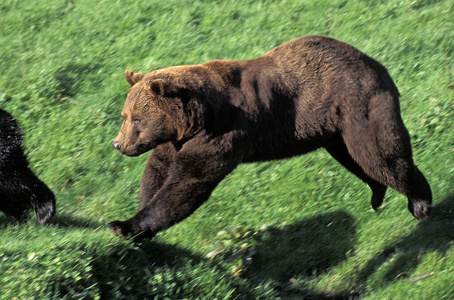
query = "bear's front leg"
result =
(107, 169, 220, 241)
(138, 142, 177, 210)
(108, 133, 246, 241)
(107, 219, 156, 240)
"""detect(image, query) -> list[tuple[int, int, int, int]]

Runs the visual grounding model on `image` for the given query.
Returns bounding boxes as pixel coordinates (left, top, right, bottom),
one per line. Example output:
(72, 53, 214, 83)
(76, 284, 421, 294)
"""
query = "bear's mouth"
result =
(122, 143, 152, 157)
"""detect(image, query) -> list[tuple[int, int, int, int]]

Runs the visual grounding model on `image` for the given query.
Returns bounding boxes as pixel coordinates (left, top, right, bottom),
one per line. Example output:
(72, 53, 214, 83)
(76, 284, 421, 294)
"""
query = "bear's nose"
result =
(112, 141, 122, 151)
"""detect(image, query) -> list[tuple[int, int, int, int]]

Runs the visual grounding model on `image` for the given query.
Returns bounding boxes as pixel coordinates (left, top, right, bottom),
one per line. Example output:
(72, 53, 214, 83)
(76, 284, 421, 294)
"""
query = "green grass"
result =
(0, 0, 453, 298)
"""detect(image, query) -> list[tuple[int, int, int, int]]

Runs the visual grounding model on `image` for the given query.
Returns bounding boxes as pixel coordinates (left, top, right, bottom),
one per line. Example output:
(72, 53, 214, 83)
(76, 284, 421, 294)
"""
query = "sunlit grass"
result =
(0, 0, 453, 298)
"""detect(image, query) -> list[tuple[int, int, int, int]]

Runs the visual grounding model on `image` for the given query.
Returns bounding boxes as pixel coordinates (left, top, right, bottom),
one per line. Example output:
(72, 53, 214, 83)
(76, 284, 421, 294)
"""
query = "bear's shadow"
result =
(86, 210, 358, 299)
(244, 194, 454, 298)
(51, 214, 103, 229)
(4, 195, 451, 298)
(252, 211, 356, 277)
(247, 210, 358, 299)
(355, 193, 454, 290)
(0, 213, 102, 230)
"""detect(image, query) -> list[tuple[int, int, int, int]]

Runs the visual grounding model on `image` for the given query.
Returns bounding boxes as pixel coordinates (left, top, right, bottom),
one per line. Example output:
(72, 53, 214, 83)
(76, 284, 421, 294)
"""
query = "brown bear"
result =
(109, 35, 431, 241)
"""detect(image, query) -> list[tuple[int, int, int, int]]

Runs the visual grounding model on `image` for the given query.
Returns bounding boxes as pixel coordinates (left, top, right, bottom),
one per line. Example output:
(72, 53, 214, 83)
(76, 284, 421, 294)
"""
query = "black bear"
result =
(0, 109, 55, 225)
(109, 35, 432, 241)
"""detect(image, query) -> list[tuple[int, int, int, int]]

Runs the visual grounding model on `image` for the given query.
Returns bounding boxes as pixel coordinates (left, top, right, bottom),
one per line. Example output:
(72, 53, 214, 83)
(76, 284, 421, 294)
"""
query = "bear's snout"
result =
(112, 141, 122, 151)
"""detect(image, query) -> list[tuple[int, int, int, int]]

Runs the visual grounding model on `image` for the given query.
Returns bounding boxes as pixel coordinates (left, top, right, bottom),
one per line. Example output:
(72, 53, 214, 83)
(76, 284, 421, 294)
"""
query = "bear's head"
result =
(113, 69, 205, 156)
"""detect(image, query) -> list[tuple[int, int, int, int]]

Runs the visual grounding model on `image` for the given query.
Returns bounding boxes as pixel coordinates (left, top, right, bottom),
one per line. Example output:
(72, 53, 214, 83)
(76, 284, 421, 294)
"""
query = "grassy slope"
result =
(0, 0, 453, 299)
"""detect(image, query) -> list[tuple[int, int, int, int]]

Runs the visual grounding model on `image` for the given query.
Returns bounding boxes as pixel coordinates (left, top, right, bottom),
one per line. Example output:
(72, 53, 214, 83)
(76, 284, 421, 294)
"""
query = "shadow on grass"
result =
(89, 241, 262, 299)
(0, 208, 48, 227)
(0, 211, 102, 230)
(247, 210, 358, 299)
(51, 214, 103, 229)
(83, 211, 357, 299)
(0, 214, 19, 228)
(355, 193, 454, 293)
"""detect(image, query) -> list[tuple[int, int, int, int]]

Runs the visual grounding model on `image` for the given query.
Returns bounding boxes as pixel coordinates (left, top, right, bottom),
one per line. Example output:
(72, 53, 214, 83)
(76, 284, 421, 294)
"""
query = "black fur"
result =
(0, 109, 55, 224)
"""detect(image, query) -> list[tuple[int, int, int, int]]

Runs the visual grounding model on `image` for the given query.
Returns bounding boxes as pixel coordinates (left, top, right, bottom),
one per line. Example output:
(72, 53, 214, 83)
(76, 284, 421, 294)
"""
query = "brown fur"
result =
(110, 35, 431, 241)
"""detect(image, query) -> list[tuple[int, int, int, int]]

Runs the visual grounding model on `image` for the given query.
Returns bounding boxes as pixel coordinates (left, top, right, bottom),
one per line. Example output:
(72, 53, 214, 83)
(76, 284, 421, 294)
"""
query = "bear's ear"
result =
(150, 79, 181, 98)
(124, 70, 144, 86)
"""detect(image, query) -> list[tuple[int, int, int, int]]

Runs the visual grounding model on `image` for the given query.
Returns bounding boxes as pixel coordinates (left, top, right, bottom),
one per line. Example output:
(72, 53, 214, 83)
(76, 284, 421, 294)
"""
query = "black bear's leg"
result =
(29, 175, 56, 225)
(138, 143, 177, 210)
(0, 195, 28, 221)
(0, 169, 55, 225)
(325, 141, 387, 210)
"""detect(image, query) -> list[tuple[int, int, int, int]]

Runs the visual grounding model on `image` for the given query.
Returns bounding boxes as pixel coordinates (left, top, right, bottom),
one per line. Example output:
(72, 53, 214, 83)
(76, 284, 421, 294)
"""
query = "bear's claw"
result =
(107, 220, 132, 237)
(107, 220, 155, 242)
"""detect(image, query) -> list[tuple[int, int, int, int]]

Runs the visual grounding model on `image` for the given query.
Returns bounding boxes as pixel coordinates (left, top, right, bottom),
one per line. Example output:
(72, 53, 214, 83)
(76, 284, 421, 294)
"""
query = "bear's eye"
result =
(133, 119, 141, 124)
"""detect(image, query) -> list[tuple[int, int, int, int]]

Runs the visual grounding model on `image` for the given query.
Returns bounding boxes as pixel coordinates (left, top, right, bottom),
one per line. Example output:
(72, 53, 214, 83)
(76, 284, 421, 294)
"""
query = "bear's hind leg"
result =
(342, 139, 432, 219)
(341, 92, 432, 219)
(362, 155, 432, 219)
(325, 142, 387, 210)
(31, 181, 56, 225)
(406, 166, 432, 219)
